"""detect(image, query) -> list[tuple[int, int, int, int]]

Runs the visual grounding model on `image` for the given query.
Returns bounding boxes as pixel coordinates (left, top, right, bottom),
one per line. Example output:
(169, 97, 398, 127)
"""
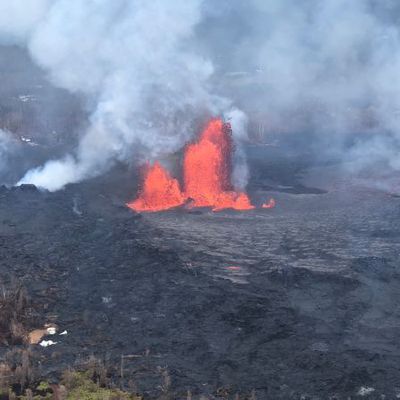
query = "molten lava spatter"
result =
(262, 198, 276, 209)
(128, 118, 274, 213)
(127, 162, 184, 212)
(184, 119, 254, 211)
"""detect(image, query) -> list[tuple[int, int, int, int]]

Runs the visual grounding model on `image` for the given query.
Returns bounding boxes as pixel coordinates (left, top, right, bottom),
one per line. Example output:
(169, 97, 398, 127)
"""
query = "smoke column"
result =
(0, 130, 15, 173)
(1, 1, 400, 189)
(1, 0, 238, 191)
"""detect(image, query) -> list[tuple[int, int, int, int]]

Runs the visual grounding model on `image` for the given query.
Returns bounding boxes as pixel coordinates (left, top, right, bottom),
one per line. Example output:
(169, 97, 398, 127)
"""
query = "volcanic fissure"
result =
(128, 118, 274, 212)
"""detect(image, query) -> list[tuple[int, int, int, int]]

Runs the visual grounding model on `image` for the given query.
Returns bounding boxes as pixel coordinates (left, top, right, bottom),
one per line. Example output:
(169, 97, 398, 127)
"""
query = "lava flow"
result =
(128, 118, 273, 212)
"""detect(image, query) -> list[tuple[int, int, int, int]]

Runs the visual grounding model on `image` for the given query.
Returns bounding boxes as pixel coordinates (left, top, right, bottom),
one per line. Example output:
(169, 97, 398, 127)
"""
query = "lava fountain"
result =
(127, 162, 184, 212)
(183, 119, 254, 210)
(128, 118, 274, 212)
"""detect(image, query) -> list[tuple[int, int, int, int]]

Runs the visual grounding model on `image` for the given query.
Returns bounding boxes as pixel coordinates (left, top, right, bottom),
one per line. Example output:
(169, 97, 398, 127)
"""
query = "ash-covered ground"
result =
(1, 151, 400, 399)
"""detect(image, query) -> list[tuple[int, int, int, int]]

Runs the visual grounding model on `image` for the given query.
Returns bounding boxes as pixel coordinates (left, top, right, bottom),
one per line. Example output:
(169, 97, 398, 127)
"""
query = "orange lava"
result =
(226, 265, 242, 271)
(184, 119, 254, 211)
(126, 162, 184, 212)
(262, 198, 276, 209)
(128, 118, 275, 213)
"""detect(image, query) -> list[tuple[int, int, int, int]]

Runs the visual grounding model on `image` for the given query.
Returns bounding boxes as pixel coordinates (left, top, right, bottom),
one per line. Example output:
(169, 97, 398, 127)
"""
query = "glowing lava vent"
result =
(128, 118, 274, 212)
(183, 118, 254, 211)
(127, 162, 184, 212)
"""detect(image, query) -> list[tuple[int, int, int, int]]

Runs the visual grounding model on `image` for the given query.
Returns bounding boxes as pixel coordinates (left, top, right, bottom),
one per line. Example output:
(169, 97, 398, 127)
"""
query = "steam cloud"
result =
(6, 0, 234, 191)
(0, 130, 15, 173)
(1, 0, 400, 189)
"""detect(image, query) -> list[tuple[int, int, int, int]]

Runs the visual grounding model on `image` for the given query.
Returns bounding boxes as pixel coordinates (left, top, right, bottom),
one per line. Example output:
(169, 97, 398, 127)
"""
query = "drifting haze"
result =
(0, 0, 399, 189)
(0, 130, 15, 174)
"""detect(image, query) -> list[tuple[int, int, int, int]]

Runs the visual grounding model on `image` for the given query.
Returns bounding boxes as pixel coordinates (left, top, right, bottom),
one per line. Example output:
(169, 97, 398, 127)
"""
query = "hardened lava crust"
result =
(1, 161, 400, 399)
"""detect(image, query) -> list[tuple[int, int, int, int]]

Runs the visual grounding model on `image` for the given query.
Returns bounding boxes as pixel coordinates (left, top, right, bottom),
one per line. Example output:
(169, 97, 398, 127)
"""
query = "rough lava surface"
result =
(1, 154, 400, 399)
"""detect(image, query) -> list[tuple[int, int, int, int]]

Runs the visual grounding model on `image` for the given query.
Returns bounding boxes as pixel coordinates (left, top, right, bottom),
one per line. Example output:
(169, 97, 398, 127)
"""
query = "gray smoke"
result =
(1, 0, 400, 190)
(0, 129, 16, 176)
(5, 0, 236, 190)
(200, 0, 400, 171)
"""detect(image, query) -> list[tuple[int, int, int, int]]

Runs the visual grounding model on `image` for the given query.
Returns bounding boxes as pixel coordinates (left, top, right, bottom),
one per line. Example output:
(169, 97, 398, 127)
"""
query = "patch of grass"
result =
(61, 371, 142, 400)
(1, 372, 142, 400)
(0, 350, 258, 399)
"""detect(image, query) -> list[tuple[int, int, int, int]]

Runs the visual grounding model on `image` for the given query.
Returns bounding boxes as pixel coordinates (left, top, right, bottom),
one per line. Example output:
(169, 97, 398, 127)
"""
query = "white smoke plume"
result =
(0, 129, 16, 175)
(2, 0, 400, 190)
(201, 0, 400, 172)
(0, 0, 52, 45)
(225, 108, 249, 189)
(6, 0, 236, 190)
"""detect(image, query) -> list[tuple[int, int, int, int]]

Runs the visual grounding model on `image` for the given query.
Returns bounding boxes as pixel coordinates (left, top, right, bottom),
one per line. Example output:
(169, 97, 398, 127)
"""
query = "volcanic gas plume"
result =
(127, 119, 274, 212)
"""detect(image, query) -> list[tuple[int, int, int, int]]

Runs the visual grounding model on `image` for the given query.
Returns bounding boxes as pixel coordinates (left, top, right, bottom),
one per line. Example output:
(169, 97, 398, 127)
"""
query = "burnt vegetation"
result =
(0, 284, 36, 346)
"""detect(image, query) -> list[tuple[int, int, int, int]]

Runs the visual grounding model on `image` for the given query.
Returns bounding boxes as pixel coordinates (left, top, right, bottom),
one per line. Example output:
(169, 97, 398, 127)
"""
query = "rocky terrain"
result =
(0, 160, 400, 399)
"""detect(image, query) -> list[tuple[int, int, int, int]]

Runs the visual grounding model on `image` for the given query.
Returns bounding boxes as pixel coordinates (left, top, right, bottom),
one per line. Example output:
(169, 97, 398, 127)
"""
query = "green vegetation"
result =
(0, 347, 255, 399)
(1, 371, 142, 400)
(60, 371, 141, 400)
